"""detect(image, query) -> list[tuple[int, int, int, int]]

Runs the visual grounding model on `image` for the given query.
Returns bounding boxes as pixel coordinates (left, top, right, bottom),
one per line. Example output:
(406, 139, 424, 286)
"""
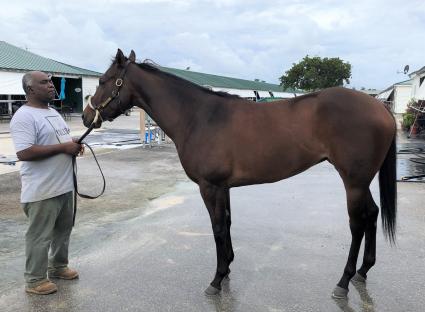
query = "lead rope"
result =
(71, 61, 131, 225)
(71, 110, 105, 226)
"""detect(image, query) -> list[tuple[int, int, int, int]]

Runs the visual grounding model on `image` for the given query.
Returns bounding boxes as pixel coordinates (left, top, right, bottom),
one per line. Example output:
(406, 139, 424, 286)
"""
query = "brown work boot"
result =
(49, 267, 79, 280)
(25, 280, 57, 295)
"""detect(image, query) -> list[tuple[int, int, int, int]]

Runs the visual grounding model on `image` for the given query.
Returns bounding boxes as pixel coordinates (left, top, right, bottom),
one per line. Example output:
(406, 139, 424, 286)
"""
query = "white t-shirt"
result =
(10, 105, 73, 203)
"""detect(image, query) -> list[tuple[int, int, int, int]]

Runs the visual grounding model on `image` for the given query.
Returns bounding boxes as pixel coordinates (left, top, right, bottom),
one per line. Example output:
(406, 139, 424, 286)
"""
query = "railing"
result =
(406, 100, 425, 138)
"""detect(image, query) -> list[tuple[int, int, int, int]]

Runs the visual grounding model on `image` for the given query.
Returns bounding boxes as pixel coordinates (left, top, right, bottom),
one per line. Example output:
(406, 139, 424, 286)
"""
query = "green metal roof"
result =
(0, 41, 301, 93)
(0, 41, 101, 77)
(160, 66, 300, 93)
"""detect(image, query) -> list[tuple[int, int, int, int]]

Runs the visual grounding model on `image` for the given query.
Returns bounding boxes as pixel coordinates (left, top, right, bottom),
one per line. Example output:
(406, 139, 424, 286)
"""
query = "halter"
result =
(72, 60, 132, 226)
(88, 60, 132, 125)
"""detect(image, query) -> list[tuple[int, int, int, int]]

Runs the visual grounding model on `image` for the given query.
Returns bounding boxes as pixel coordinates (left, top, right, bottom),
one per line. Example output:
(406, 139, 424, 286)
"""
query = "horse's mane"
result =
(136, 60, 241, 99)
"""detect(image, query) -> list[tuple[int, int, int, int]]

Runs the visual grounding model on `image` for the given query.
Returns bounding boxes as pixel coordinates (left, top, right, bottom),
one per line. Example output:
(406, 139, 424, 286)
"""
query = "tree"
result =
(280, 56, 351, 91)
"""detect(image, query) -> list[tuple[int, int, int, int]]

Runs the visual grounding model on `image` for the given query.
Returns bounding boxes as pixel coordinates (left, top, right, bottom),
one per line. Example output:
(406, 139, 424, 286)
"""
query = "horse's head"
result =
(82, 49, 136, 128)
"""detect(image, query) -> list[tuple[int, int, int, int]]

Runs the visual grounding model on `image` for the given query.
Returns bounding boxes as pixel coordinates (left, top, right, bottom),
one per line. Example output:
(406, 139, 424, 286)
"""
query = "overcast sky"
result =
(1, 0, 424, 90)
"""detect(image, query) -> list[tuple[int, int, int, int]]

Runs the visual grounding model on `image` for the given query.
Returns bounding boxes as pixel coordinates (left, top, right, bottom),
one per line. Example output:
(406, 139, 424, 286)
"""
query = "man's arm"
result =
(17, 141, 83, 161)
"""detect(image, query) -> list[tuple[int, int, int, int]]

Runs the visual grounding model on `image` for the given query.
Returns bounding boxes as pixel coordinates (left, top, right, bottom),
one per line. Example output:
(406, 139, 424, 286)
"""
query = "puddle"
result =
(81, 128, 164, 150)
(397, 143, 425, 182)
(143, 195, 185, 216)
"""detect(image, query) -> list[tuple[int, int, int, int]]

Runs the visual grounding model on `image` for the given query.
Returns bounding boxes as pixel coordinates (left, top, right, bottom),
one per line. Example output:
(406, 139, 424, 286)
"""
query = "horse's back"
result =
(314, 87, 395, 145)
(181, 87, 395, 187)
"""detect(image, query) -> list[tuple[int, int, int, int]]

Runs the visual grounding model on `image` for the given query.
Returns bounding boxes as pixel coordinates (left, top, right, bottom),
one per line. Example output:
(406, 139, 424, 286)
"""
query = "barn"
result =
(0, 41, 302, 121)
(0, 41, 101, 118)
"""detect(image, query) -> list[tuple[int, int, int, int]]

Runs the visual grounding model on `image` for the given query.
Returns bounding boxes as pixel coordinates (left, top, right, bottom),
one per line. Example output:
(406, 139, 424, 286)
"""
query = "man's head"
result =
(22, 71, 56, 105)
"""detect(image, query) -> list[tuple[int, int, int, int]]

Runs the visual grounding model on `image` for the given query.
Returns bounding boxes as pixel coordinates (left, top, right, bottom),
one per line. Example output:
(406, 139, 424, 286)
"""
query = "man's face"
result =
(28, 72, 56, 103)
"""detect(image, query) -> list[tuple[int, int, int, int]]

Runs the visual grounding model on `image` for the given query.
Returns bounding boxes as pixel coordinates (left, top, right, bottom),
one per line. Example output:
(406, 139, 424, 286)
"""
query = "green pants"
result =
(22, 191, 74, 287)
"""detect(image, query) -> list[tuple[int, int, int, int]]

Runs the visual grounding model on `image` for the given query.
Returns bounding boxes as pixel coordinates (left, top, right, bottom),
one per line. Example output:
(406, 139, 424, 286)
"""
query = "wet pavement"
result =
(1, 143, 425, 311)
(397, 142, 425, 182)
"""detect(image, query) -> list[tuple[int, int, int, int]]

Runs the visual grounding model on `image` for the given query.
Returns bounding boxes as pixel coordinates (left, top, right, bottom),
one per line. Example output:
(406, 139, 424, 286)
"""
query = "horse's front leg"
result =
(199, 182, 233, 295)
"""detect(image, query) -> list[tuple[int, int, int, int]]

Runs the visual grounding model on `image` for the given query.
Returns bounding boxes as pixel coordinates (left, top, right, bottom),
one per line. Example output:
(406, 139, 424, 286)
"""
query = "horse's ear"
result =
(129, 50, 136, 62)
(115, 49, 126, 66)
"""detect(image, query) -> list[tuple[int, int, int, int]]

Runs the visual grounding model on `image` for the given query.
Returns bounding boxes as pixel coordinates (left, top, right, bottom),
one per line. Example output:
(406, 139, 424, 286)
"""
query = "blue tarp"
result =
(58, 77, 66, 100)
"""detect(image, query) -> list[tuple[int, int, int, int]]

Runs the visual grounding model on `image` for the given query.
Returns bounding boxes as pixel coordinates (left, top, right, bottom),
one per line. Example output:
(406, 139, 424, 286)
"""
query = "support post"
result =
(7, 95, 12, 115)
(139, 109, 146, 145)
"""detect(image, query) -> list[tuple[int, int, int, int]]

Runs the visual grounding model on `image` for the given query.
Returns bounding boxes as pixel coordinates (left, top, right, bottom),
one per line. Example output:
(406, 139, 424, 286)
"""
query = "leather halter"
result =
(88, 60, 132, 125)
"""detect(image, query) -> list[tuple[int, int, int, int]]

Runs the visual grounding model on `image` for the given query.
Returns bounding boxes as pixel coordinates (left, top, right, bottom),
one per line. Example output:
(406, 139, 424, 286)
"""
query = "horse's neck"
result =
(132, 69, 203, 146)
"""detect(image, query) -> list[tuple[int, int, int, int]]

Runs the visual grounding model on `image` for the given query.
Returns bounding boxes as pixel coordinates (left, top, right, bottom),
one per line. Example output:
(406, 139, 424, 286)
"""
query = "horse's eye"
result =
(99, 78, 105, 85)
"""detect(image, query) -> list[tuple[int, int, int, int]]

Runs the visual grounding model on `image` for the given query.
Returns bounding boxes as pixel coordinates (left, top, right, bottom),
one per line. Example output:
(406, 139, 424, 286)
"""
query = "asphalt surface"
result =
(1, 144, 425, 312)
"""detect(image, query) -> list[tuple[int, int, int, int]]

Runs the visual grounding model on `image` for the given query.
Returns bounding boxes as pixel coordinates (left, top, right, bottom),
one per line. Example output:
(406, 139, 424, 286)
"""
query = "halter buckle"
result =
(116, 78, 123, 87)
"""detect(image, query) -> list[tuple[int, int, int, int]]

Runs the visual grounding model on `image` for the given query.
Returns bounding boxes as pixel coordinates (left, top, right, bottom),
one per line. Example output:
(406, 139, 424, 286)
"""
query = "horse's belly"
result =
(229, 152, 324, 187)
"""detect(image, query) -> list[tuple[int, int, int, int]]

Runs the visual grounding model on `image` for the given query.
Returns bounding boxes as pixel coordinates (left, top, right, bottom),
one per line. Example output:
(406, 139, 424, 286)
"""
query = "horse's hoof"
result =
(351, 272, 366, 284)
(204, 285, 221, 296)
(332, 286, 349, 299)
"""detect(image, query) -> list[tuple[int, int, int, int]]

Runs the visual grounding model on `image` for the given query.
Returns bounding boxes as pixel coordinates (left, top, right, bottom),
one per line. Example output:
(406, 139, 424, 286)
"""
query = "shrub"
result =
(402, 112, 415, 131)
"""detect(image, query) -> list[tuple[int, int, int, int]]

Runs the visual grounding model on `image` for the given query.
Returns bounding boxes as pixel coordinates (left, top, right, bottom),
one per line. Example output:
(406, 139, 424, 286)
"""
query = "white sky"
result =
(1, 0, 424, 89)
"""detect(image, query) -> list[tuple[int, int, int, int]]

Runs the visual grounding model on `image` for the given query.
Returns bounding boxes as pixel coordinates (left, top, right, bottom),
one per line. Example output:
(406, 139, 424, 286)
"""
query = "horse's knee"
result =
(212, 224, 225, 236)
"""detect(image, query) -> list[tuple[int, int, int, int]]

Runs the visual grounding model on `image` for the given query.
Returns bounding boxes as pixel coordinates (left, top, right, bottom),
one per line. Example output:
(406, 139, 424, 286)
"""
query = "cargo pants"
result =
(22, 191, 74, 287)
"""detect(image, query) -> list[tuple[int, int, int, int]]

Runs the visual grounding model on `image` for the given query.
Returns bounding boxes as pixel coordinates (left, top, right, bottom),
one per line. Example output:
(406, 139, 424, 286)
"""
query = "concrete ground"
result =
(1, 113, 425, 311)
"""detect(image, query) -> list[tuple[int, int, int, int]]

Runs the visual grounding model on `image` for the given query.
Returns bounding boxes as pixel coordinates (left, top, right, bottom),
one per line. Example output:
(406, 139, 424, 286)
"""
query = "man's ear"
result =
(116, 49, 126, 66)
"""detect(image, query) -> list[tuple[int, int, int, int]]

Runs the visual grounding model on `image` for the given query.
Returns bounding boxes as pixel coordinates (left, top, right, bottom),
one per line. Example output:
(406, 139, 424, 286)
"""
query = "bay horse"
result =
(82, 49, 397, 299)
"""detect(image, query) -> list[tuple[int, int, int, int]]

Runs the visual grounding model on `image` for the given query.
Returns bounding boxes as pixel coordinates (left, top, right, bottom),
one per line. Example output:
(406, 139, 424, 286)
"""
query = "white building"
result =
(0, 41, 101, 117)
(377, 79, 413, 114)
(409, 66, 425, 102)
(377, 65, 425, 115)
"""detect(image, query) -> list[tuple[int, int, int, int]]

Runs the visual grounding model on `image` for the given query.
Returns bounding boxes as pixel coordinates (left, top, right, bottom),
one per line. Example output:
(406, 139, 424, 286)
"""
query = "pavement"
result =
(0, 112, 425, 311)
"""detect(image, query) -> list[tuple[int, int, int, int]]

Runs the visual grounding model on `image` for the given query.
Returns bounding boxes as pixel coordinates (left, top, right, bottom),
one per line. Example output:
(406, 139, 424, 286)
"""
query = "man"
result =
(10, 71, 83, 295)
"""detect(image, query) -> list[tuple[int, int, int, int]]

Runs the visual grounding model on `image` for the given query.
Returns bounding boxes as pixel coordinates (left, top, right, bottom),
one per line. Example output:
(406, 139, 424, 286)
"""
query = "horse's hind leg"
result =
(353, 190, 379, 283)
(224, 188, 234, 277)
(199, 183, 233, 295)
(333, 185, 368, 299)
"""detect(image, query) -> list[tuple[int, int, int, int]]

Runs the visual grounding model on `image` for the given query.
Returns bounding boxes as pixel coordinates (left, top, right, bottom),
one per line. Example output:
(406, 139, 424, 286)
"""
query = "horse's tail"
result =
(379, 134, 397, 244)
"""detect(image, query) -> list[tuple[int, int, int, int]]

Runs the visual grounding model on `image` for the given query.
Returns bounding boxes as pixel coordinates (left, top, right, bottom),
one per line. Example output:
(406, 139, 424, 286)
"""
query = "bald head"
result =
(22, 70, 48, 94)
(22, 71, 55, 106)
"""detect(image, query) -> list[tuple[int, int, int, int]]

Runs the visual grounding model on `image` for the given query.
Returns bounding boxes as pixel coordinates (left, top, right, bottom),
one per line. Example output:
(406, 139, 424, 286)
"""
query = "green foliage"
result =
(402, 112, 415, 130)
(280, 55, 352, 91)
(401, 99, 419, 130)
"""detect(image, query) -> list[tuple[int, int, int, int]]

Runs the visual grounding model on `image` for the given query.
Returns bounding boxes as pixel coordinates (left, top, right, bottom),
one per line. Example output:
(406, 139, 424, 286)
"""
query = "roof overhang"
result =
(273, 91, 297, 98)
(257, 90, 272, 98)
(211, 87, 255, 97)
(0, 68, 98, 79)
(377, 88, 394, 101)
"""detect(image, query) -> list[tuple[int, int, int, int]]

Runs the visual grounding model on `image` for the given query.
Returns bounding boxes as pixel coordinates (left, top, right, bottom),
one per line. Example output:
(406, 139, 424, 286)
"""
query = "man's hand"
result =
(72, 138, 85, 156)
(63, 141, 83, 156)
